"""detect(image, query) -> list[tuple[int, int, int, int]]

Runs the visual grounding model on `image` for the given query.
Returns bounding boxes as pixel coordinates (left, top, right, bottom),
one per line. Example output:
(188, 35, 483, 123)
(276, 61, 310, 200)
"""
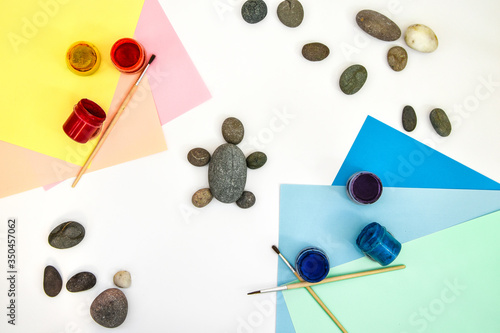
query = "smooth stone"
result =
(241, 0, 267, 24)
(302, 42, 330, 62)
(113, 271, 131, 288)
(405, 24, 438, 53)
(277, 0, 304, 28)
(246, 152, 267, 169)
(387, 46, 408, 71)
(222, 117, 244, 144)
(356, 9, 401, 41)
(44, 265, 62, 297)
(66, 272, 96, 292)
(430, 108, 451, 137)
(192, 188, 213, 208)
(402, 105, 417, 132)
(208, 143, 247, 203)
(90, 288, 128, 328)
(187, 148, 211, 167)
(236, 191, 256, 209)
(339, 64, 368, 95)
(48, 221, 85, 249)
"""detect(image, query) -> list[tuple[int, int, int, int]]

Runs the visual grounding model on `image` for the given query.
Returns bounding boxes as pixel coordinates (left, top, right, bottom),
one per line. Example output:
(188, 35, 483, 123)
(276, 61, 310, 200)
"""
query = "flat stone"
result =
(236, 191, 256, 209)
(48, 221, 85, 249)
(387, 46, 408, 72)
(222, 117, 244, 144)
(241, 0, 267, 24)
(187, 148, 211, 166)
(405, 24, 438, 53)
(44, 265, 62, 297)
(277, 0, 304, 28)
(246, 152, 267, 169)
(356, 10, 401, 41)
(339, 64, 368, 95)
(113, 271, 131, 288)
(430, 108, 451, 137)
(208, 143, 247, 203)
(66, 272, 96, 292)
(90, 288, 128, 328)
(302, 42, 330, 62)
(402, 105, 417, 132)
(192, 188, 213, 208)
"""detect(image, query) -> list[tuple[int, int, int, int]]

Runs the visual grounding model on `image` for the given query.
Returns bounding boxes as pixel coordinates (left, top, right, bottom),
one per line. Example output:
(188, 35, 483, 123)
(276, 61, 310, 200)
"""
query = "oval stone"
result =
(302, 43, 330, 62)
(187, 148, 211, 167)
(339, 64, 368, 95)
(246, 152, 267, 169)
(48, 221, 85, 249)
(356, 10, 401, 41)
(66, 272, 96, 292)
(192, 188, 213, 208)
(113, 271, 132, 288)
(90, 288, 128, 328)
(208, 143, 247, 203)
(222, 117, 244, 144)
(277, 0, 304, 28)
(430, 108, 451, 137)
(405, 24, 438, 53)
(236, 191, 256, 209)
(402, 105, 417, 132)
(44, 265, 62, 297)
(387, 46, 408, 71)
(241, 0, 267, 24)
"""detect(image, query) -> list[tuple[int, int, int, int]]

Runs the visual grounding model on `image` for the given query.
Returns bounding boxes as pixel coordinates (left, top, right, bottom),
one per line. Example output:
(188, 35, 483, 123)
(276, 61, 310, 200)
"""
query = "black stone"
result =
(66, 272, 96, 292)
(48, 221, 85, 249)
(402, 105, 417, 132)
(339, 65, 368, 95)
(44, 265, 62, 297)
(187, 148, 211, 166)
(246, 152, 267, 169)
(277, 0, 304, 28)
(236, 191, 256, 209)
(302, 43, 330, 62)
(222, 117, 244, 144)
(90, 288, 128, 328)
(241, 0, 267, 24)
(356, 9, 401, 41)
(430, 108, 452, 137)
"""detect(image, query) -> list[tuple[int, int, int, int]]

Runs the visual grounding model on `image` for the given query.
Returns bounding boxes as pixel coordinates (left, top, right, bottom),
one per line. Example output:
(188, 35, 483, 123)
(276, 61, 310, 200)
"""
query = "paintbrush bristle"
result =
(148, 54, 156, 64)
(272, 245, 280, 255)
(247, 290, 261, 295)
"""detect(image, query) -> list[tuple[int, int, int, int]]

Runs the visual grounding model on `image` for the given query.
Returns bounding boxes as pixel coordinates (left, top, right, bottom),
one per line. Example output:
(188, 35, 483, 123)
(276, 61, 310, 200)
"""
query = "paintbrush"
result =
(72, 54, 156, 187)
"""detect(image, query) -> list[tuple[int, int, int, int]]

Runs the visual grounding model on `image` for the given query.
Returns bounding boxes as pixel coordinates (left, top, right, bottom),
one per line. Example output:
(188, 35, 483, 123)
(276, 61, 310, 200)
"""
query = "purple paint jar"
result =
(346, 171, 383, 204)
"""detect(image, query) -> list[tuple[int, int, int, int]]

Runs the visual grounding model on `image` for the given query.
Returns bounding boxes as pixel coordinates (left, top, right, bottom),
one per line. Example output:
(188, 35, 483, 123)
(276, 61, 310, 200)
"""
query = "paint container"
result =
(346, 171, 383, 204)
(66, 41, 101, 76)
(295, 247, 330, 283)
(110, 38, 146, 74)
(356, 222, 401, 266)
(63, 99, 106, 143)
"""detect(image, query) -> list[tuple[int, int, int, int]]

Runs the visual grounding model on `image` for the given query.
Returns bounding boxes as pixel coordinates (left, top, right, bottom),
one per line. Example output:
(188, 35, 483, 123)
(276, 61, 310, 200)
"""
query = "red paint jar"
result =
(63, 99, 106, 143)
(110, 38, 146, 74)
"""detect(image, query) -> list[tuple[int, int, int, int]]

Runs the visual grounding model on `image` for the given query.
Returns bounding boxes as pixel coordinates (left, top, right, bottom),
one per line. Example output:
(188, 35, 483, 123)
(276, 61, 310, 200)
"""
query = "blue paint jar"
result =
(356, 222, 401, 266)
(295, 247, 330, 283)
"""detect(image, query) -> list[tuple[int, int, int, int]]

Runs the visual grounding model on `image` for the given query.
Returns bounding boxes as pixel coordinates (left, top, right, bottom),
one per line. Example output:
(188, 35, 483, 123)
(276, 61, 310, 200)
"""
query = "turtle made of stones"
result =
(188, 117, 267, 209)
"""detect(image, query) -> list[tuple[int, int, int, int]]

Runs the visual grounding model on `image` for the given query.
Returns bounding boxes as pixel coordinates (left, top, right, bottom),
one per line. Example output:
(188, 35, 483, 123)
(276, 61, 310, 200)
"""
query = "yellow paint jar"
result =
(66, 41, 101, 76)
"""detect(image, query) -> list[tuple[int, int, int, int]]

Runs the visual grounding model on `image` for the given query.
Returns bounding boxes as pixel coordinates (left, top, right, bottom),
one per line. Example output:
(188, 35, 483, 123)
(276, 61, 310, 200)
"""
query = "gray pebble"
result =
(90, 288, 128, 328)
(242, 0, 267, 24)
(222, 117, 244, 144)
(277, 0, 304, 28)
(339, 64, 368, 95)
(187, 148, 211, 167)
(430, 108, 452, 137)
(387, 46, 408, 72)
(302, 43, 330, 62)
(44, 265, 62, 297)
(356, 9, 401, 41)
(48, 221, 85, 249)
(402, 105, 417, 132)
(236, 191, 256, 209)
(246, 152, 267, 169)
(192, 188, 213, 208)
(66, 272, 96, 292)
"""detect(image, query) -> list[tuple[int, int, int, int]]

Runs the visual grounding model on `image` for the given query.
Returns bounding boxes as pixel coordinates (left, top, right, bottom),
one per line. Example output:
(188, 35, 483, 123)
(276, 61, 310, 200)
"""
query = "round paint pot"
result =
(346, 171, 383, 204)
(63, 99, 106, 143)
(295, 247, 330, 283)
(356, 222, 401, 266)
(66, 41, 101, 76)
(110, 38, 146, 74)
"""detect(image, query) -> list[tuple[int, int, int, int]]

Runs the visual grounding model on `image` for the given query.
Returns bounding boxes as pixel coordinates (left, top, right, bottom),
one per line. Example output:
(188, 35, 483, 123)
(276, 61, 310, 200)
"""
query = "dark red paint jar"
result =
(63, 99, 106, 143)
(110, 38, 146, 74)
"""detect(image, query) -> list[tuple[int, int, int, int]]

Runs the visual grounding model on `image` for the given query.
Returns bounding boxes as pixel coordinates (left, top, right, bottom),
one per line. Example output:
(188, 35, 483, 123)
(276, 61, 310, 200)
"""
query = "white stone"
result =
(113, 270, 131, 288)
(404, 24, 438, 53)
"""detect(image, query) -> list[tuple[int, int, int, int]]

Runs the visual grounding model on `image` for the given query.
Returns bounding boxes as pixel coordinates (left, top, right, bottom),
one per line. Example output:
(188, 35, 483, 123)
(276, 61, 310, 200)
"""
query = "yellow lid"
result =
(66, 41, 101, 76)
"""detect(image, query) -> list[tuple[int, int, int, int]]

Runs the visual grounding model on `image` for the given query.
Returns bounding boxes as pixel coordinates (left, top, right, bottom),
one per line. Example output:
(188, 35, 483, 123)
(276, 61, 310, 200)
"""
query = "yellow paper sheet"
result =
(0, 0, 145, 165)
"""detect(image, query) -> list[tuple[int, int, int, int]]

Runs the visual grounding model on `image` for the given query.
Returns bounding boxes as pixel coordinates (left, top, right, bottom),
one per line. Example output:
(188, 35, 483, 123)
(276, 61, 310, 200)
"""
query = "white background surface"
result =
(1, 0, 500, 332)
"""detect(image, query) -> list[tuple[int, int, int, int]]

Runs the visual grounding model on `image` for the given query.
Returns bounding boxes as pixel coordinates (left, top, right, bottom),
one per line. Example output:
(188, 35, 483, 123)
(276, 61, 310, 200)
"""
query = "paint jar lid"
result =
(295, 247, 330, 283)
(110, 38, 146, 74)
(346, 171, 383, 204)
(66, 41, 101, 76)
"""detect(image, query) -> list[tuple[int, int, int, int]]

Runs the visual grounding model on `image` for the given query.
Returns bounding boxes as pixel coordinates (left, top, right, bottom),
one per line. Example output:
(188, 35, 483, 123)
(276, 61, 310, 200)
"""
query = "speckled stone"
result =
(66, 272, 96, 292)
(405, 24, 438, 53)
(430, 108, 452, 137)
(48, 221, 85, 249)
(192, 188, 213, 208)
(113, 271, 131, 288)
(387, 46, 408, 72)
(236, 191, 256, 209)
(302, 43, 330, 62)
(402, 105, 417, 132)
(277, 0, 304, 28)
(356, 10, 401, 41)
(187, 148, 211, 167)
(208, 143, 247, 203)
(90, 288, 128, 328)
(339, 65, 368, 95)
(246, 152, 267, 169)
(241, 0, 267, 24)
(44, 265, 62, 297)
(222, 117, 244, 144)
